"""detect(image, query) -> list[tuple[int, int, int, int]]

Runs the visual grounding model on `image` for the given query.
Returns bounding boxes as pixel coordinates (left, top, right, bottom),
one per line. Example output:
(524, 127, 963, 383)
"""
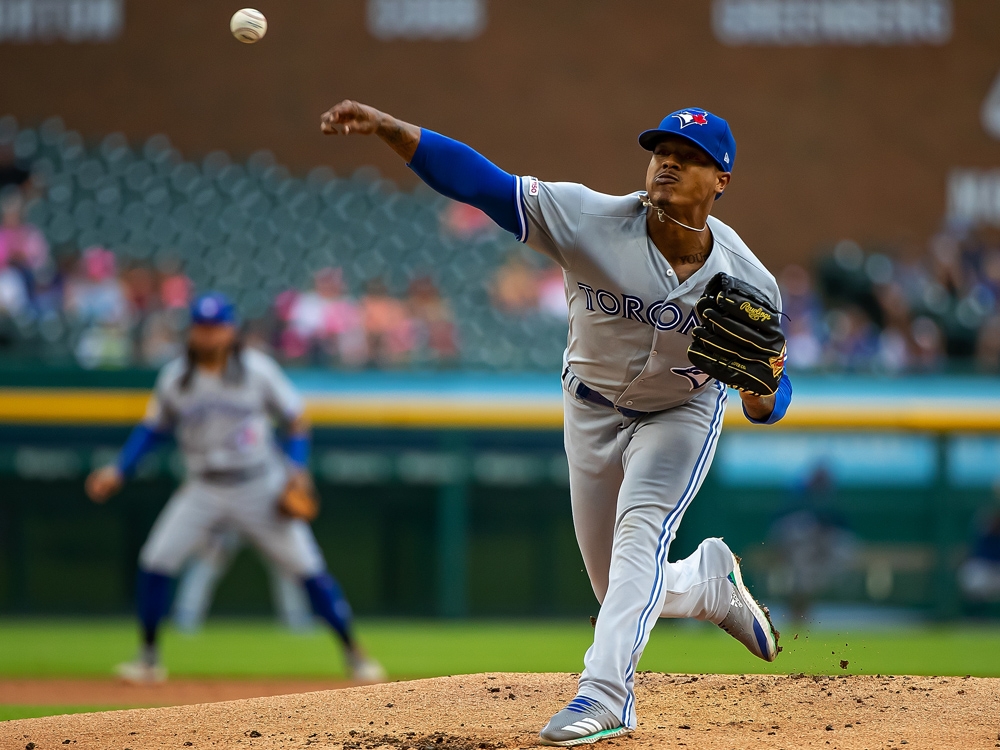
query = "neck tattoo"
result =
(677, 252, 708, 265)
(639, 194, 707, 232)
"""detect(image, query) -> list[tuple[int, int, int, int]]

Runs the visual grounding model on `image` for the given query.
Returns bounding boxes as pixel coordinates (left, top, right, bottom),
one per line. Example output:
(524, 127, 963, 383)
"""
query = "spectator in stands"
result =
(0, 260, 29, 318)
(65, 247, 129, 325)
(407, 275, 457, 365)
(492, 254, 539, 314)
(825, 305, 879, 370)
(361, 277, 413, 367)
(66, 247, 132, 369)
(909, 316, 945, 371)
(0, 190, 48, 272)
(159, 267, 192, 310)
(279, 267, 367, 366)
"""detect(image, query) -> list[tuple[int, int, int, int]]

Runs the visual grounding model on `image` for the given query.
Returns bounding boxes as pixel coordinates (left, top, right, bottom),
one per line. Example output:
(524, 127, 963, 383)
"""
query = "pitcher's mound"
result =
(3, 672, 998, 749)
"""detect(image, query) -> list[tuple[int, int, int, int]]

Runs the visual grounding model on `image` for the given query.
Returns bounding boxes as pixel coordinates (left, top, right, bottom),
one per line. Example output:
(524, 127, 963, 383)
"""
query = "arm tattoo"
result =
(378, 118, 421, 162)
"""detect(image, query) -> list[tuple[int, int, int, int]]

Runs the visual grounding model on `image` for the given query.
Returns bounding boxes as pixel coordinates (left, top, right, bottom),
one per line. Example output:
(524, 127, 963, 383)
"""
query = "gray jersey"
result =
(142, 348, 303, 476)
(516, 177, 781, 413)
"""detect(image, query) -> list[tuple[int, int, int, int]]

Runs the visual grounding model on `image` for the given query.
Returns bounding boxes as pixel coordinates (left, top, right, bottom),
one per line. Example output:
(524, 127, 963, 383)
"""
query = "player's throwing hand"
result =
(85, 465, 124, 504)
(321, 100, 421, 161)
(320, 100, 382, 136)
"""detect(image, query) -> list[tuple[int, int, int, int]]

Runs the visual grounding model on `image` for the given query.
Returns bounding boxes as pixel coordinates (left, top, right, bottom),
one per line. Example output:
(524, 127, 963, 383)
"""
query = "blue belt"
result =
(574, 381, 649, 419)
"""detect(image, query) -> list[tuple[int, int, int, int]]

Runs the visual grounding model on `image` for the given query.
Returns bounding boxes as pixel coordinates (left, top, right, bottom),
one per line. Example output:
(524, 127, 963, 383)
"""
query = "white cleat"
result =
(347, 650, 387, 682)
(718, 552, 781, 662)
(115, 659, 167, 685)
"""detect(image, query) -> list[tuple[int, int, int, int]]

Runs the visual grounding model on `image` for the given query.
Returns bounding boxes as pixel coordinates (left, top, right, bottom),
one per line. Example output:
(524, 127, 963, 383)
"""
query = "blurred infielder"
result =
(86, 292, 384, 683)
(321, 102, 792, 745)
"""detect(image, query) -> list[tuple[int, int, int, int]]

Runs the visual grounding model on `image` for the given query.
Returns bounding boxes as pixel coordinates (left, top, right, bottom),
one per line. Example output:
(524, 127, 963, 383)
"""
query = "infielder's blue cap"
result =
(638, 108, 736, 173)
(190, 292, 237, 325)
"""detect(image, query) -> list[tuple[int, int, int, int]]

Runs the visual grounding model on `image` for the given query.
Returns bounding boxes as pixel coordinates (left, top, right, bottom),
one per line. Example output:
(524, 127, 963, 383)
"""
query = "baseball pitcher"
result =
(85, 292, 384, 684)
(320, 102, 792, 746)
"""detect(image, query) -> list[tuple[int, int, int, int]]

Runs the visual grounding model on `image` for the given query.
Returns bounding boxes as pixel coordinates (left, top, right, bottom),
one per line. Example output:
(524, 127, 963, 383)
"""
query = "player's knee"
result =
(138, 545, 185, 577)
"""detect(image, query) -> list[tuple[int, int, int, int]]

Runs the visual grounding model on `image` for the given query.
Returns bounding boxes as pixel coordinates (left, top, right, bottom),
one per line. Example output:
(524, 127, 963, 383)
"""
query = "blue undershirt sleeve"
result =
(743, 372, 793, 425)
(282, 433, 311, 469)
(116, 424, 170, 478)
(407, 129, 520, 237)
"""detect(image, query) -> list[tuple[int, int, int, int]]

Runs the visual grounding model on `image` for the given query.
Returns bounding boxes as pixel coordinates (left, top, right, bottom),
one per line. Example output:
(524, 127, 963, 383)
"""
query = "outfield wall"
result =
(0, 371, 998, 619)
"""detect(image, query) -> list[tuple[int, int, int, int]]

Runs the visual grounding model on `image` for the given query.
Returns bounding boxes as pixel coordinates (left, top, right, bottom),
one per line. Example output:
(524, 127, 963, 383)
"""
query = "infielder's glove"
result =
(687, 272, 786, 396)
(278, 471, 320, 522)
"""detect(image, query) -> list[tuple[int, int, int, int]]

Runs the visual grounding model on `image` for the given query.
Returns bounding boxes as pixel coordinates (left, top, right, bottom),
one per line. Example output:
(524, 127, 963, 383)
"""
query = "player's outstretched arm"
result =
(321, 100, 523, 238)
(84, 423, 170, 503)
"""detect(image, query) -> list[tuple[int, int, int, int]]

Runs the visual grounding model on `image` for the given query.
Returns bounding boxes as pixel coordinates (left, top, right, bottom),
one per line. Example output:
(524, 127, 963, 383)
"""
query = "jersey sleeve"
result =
(254, 352, 305, 421)
(516, 177, 585, 268)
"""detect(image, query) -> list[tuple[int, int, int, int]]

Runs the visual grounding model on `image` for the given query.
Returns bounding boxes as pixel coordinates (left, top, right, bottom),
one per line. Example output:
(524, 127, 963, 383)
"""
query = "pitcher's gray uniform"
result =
(138, 348, 325, 578)
(518, 177, 780, 728)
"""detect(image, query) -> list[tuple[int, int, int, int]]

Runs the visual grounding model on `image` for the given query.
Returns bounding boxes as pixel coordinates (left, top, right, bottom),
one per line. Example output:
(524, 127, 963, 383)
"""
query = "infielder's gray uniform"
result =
(138, 349, 325, 579)
(517, 177, 781, 728)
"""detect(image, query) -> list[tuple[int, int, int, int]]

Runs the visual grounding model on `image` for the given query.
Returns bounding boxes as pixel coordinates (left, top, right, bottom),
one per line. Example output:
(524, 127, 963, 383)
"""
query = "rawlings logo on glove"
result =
(687, 272, 786, 397)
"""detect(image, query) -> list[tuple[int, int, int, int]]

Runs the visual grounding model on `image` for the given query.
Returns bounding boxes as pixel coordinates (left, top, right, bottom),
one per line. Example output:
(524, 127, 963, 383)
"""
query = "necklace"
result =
(639, 194, 707, 233)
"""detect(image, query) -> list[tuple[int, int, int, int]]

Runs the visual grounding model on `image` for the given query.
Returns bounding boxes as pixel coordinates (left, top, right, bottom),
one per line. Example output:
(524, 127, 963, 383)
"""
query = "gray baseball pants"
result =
(562, 373, 736, 729)
(139, 460, 326, 579)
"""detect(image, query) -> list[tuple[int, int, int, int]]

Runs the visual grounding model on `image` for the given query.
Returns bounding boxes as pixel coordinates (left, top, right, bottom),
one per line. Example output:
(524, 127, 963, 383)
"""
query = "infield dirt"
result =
(3, 672, 998, 749)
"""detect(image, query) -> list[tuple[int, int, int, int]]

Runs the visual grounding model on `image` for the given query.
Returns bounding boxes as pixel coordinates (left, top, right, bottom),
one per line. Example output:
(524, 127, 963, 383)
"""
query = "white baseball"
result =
(230, 8, 267, 44)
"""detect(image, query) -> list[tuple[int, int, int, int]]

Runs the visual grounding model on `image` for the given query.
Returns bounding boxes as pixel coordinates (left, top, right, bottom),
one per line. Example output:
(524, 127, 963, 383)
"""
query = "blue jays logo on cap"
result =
(190, 292, 237, 325)
(671, 109, 710, 129)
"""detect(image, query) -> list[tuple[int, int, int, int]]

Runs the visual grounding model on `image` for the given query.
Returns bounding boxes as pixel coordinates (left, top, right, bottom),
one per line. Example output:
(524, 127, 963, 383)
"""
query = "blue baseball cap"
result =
(638, 108, 736, 173)
(190, 292, 237, 325)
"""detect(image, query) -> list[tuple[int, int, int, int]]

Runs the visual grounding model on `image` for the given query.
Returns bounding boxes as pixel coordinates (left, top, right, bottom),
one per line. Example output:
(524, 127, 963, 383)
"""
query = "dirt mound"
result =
(3, 672, 998, 749)
(0, 679, 355, 709)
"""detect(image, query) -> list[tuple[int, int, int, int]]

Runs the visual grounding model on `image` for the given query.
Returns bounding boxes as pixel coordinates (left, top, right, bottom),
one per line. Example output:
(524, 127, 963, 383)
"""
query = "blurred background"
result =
(2, 0, 1000, 718)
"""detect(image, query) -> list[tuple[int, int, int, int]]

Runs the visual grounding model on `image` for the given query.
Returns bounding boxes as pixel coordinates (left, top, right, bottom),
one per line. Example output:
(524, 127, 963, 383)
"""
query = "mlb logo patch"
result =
(672, 110, 709, 128)
(528, 177, 539, 196)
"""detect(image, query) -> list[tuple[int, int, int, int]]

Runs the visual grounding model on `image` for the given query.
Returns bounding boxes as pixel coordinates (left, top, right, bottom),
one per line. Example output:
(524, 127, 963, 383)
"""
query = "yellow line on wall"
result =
(1, 388, 1000, 431)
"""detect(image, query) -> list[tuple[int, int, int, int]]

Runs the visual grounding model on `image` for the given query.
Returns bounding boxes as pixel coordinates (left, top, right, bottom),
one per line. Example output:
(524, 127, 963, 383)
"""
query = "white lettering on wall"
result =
(0, 0, 122, 42)
(948, 170, 1000, 226)
(713, 0, 951, 46)
(367, 0, 486, 41)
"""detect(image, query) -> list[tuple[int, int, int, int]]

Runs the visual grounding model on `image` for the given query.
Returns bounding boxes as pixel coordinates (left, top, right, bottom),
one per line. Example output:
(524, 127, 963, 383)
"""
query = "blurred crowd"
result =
(781, 228, 1000, 374)
(272, 269, 457, 368)
(0, 169, 465, 369)
(5, 138, 1000, 373)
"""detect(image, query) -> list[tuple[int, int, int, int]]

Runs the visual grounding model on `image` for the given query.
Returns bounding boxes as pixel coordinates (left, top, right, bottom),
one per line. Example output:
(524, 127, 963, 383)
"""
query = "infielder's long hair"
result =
(179, 331, 246, 391)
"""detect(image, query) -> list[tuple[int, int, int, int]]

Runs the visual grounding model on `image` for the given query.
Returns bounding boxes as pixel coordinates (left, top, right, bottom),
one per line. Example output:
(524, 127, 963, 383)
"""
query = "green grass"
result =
(1, 618, 999, 680)
(0, 706, 114, 721)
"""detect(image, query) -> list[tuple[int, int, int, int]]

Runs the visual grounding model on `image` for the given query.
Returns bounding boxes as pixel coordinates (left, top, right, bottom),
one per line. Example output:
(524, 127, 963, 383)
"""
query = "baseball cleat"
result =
(347, 649, 387, 682)
(718, 553, 781, 661)
(538, 695, 630, 746)
(115, 659, 167, 685)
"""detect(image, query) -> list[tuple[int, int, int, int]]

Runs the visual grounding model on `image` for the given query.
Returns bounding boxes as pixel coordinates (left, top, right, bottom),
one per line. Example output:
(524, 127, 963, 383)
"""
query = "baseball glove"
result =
(687, 272, 786, 396)
(278, 471, 320, 522)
